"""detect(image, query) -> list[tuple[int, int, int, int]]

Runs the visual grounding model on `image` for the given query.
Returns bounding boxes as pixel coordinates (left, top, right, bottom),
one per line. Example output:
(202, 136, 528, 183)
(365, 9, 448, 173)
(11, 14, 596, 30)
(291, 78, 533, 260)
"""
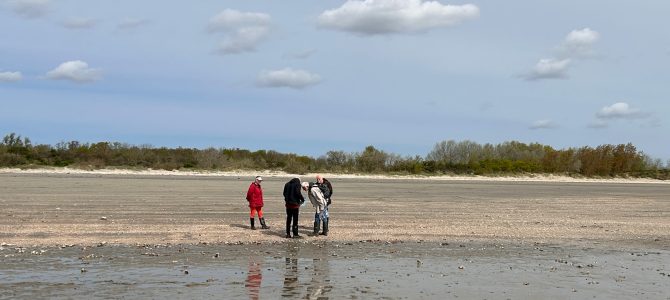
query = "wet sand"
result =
(1, 173, 669, 299)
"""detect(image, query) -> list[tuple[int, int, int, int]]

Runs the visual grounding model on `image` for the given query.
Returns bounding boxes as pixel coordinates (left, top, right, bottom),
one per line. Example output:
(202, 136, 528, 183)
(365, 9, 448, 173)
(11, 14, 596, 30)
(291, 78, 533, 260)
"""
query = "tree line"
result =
(1, 133, 667, 179)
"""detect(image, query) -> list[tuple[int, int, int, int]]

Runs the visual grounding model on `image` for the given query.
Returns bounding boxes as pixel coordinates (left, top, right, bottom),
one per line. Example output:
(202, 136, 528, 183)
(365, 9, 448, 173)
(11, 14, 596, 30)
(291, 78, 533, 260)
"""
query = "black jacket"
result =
(283, 178, 304, 205)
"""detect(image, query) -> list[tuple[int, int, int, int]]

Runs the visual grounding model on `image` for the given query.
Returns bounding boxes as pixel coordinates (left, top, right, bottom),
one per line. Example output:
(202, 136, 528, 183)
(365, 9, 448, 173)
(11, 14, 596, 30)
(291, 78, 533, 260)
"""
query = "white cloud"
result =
(596, 102, 649, 119)
(317, 0, 479, 35)
(559, 28, 600, 58)
(523, 58, 570, 80)
(0, 71, 22, 82)
(46, 60, 102, 83)
(216, 26, 270, 55)
(208, 9, 271, 55)
(207, 9, 270, 33)
(61, 17, 97, 29)
(6, 0, 49, 19)
(257, 68, 321, 89)
(529, 119, 557, 130)
(117, 18, 149, 30)
(524, 28, 599, 81)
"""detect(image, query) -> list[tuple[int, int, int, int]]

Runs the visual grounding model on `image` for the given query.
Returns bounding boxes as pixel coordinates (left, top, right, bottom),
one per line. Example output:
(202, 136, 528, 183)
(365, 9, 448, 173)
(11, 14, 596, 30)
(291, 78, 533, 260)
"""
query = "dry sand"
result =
(0, 169, 668, 247)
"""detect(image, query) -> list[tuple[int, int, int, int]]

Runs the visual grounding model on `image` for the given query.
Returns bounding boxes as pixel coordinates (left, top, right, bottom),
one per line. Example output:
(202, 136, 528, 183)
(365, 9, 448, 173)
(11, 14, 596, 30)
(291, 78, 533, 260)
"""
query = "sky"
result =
(1, 0, 668, 162)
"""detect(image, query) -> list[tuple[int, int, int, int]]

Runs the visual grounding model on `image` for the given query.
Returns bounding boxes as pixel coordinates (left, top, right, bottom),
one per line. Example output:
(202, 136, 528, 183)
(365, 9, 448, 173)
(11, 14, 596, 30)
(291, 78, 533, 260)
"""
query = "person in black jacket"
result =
(282, 178, 305, 238)
(320, 177, 332, 235)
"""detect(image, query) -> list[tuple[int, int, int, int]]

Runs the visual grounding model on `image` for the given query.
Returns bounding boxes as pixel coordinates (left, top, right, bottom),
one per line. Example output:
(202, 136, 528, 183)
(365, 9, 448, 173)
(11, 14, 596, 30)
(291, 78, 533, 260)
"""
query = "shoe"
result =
(320, 218, 328, 236)
(260, 218, 269, 229)
(250, 218, 256, 230)
(313, 220, 320, 236)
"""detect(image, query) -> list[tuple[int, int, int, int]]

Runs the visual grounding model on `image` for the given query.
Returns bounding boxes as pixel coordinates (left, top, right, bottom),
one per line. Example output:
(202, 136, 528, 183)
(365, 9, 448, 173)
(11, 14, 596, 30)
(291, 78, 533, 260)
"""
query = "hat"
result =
(301, 182, 309, 188)
(255, 176, 263, 181)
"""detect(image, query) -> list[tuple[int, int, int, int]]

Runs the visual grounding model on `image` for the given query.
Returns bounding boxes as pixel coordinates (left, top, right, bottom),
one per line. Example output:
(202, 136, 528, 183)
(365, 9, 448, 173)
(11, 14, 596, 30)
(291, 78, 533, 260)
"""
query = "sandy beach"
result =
(1, 169, 669, 299)
(0, 169, 668, 246)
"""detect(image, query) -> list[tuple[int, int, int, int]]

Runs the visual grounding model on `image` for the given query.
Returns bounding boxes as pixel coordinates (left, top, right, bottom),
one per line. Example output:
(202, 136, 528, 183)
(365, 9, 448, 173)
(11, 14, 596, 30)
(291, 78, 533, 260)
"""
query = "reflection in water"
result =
(245, 259, 262, 300)
(282, 257, 300, 298)
(282, 244, 300, 298)
(306, 258, 332, 300)
(281, 244, 332, 299)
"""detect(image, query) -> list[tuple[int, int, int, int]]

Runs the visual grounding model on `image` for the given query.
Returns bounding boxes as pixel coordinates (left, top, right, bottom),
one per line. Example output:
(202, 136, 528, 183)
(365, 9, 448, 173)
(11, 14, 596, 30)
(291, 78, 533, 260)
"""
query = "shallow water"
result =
(2, 241, 669, 299)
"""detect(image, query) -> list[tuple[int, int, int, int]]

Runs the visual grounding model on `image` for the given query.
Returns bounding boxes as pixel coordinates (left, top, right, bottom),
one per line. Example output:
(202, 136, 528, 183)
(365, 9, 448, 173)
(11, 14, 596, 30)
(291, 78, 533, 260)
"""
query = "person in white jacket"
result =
(302, 179, 330, 236)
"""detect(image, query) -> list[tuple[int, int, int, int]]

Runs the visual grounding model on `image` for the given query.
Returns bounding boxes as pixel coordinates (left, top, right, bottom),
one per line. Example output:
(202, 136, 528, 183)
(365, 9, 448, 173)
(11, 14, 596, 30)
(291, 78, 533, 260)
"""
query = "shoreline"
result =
(1, 167, 667, 184)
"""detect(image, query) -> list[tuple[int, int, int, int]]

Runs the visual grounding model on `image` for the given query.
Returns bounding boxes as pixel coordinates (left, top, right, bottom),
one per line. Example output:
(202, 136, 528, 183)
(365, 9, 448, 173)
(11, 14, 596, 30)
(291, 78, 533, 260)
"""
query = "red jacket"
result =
(246, 182, 264, 207)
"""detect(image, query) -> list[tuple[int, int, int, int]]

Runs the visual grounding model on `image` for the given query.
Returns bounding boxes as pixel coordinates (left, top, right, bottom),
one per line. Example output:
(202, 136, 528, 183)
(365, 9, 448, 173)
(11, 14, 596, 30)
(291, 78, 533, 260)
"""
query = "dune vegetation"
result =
(1, 133, 667, 179)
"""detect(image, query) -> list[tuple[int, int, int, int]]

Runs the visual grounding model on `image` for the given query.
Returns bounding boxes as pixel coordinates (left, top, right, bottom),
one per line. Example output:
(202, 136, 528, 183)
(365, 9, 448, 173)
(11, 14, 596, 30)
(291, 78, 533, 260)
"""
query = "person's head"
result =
(301, 181, 309, 191)
(316, 175, 323, 184)
(254, 176, 263, 184)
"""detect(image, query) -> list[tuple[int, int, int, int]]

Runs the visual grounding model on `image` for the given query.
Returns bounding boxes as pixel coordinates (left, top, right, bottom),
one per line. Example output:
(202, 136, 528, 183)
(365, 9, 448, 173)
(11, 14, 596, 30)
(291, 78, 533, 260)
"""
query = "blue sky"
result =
(1, 0, 668, 161)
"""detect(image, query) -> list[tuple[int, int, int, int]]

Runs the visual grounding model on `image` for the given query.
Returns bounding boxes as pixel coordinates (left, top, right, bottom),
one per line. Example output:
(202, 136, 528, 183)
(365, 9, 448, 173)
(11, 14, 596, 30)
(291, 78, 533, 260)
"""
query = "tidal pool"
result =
(2, 241, 669, 299)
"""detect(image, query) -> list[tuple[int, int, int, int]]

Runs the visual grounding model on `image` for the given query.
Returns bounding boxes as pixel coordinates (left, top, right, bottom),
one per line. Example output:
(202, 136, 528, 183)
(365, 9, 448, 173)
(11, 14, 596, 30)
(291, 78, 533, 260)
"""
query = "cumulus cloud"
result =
(6, 0, 50, 19)
(522, 58, 570, 80)
(208, 9, 271, 55)
(596, 102, 649, 119)
(61, 17, 97, 29)
(317, 0, 479, 35)
(208, 9, 270, 32)
(524, 28, 599, 81)
(215, 27, 270, 55)
(117, 18, 149, 30)
(529, 119, 557, 130)
(558, 28, 600, 58)
(0, 71, 22, 82)
(257, 68, 321, 89)
(46, 60, 102, 83)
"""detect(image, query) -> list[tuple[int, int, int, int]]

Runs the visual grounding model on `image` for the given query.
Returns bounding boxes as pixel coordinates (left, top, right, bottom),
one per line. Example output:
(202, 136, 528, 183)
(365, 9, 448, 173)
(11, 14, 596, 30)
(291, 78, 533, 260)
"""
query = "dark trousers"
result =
(285, 207, 299, 235)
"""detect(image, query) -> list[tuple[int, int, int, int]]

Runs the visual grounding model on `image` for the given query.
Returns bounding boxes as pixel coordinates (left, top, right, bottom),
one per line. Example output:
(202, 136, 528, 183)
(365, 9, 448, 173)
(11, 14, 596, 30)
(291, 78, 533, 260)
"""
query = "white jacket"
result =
(307, 184, 327, 213)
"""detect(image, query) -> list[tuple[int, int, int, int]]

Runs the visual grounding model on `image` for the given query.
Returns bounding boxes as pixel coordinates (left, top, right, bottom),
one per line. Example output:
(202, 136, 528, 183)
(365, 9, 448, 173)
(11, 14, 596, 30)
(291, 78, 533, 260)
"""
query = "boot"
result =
(286, 216, 292, 238)
(260, 218, 269, 229)
(292, 225, 300, 238)
(320, 217, 328, 236)
(250, 218, 256, 230)
(313, 215, 320, 236)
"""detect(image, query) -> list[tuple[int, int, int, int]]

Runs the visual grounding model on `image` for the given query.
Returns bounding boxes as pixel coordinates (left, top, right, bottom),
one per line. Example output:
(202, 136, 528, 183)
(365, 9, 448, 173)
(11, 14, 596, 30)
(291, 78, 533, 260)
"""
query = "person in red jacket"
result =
(246, 176, 269, 230)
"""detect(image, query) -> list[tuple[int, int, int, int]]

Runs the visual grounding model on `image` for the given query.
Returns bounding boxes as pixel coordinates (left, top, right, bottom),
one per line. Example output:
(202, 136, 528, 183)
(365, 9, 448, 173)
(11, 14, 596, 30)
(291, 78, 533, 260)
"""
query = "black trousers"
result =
(285, 207, 299, 235)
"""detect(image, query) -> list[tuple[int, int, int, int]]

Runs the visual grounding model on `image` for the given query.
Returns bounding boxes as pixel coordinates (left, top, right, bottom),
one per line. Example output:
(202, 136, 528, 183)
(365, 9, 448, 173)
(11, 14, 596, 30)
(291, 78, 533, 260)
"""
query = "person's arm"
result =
(297, 185, 305, 202)
(246, 184, 253, 201)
